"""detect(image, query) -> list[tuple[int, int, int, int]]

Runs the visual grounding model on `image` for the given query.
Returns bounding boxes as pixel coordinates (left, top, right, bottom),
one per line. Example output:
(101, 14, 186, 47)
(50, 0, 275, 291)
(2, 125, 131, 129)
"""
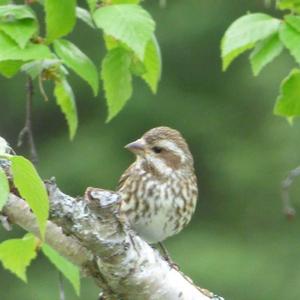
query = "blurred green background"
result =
(1, 1, 300, 299)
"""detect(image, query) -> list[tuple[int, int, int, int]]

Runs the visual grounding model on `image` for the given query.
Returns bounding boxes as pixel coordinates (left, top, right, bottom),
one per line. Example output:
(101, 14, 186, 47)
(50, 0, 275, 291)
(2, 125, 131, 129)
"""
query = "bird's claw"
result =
(163, 255, 180, 271)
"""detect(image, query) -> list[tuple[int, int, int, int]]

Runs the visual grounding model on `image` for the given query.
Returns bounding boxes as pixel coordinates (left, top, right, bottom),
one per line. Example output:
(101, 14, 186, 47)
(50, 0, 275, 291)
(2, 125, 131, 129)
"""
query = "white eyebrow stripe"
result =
(157, 140, 185, 161)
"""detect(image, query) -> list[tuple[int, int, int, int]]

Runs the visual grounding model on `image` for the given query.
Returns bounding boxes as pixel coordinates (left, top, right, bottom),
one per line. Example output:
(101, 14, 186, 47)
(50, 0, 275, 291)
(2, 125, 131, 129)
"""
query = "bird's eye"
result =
(152, 146, 163, 153)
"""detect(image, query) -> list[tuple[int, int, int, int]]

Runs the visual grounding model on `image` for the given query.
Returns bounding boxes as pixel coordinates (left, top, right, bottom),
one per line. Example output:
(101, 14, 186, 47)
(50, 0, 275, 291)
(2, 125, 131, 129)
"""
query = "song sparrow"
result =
(118, 126, 198, 244)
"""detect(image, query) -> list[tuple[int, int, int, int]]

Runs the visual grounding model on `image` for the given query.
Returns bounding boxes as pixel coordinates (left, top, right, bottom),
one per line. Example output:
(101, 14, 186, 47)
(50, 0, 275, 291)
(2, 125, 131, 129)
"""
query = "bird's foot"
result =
(157, 242, 180, 270)
(163, 255, 180, 271)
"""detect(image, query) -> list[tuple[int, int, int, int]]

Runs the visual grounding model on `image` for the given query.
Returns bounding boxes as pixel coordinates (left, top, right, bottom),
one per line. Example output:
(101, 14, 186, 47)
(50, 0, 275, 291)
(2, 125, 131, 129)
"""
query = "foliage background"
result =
(1, 1, 300, 299)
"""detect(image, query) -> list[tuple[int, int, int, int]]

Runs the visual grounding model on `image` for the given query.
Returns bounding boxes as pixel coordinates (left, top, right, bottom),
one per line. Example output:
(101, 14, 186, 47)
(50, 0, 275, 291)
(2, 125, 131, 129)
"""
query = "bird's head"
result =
(125, 127, 194, 175)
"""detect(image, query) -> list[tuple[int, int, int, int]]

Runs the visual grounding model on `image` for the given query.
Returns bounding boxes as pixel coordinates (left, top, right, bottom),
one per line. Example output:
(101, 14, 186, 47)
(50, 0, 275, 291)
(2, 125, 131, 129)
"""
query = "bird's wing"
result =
(117, 162, 135, 191)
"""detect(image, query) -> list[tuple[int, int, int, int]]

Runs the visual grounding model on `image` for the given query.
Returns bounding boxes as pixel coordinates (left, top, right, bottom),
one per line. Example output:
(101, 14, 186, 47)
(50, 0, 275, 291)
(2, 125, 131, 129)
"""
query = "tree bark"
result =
(0, 158, 224, 300)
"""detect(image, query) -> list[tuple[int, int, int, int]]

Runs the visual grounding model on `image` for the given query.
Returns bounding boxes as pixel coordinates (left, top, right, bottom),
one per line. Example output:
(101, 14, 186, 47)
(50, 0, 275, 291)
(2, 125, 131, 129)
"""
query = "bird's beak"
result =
(125, 138, 146, 155)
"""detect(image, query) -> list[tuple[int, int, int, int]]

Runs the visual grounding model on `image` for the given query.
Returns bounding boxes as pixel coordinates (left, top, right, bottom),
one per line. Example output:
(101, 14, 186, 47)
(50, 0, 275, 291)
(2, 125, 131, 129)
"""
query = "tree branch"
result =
(1, 160, 224, 300)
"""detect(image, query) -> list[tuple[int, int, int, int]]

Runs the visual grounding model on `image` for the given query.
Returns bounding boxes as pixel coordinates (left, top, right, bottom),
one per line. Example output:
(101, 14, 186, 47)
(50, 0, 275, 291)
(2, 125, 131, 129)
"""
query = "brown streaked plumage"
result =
(118, 126, 198, 244)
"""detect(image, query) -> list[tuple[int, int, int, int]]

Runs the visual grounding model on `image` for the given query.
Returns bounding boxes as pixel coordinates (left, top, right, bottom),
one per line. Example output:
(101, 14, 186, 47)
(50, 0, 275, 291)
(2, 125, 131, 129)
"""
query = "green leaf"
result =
(42, 244, 80, 296)
(0, 31, 51, 62)
(285, 15, 300, 32)
(0, 5, 37, 48)
(221, 13, 281, 70)
(11, 156, 49, 239)
(0, 234, 37, 282)
(0, 167, 9, 211)
(0, 60, 22, 78)
(101, 47, 132, 121)
(277, 0, 300, 13)
(54, 78, 78, 139)
(86, 0, 97, 11)
(279, 22, 300, 65)
(45, 0, 76, 43)
(130, 56, 146, 76)
(0, 18, 38, 48)
(274, 69, 300, 118)
(103, 34, 120, 50)
(141, 35, 161, 93)
(93, 4, 155, 60)
(0, 5, 36, 22)
(250, 34, 283, 76)
(0, 1, 11, 4)
(76, 7, 95, 28)
(53, 39, 99, 96)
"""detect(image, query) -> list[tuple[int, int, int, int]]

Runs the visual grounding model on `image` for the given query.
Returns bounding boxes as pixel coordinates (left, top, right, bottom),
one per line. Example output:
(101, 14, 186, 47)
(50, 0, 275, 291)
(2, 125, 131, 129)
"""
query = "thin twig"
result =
(158, 242, 175, 266)
(19, 76, 65, 298)
(17, 76, 38, 164)
(59, 272, 66, 300)
(281, 166, 300, 219)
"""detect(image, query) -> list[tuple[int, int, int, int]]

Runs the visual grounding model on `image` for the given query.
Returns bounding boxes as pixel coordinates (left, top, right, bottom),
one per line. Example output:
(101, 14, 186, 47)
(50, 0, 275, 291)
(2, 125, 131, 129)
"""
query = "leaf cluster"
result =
(221, 0, 300, 120)
(0, 0, 161, 137)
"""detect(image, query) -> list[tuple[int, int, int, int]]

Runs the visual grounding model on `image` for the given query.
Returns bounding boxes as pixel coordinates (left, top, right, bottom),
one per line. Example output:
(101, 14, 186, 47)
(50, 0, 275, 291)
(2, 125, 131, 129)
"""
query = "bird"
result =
(118, 126, 198, 251)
